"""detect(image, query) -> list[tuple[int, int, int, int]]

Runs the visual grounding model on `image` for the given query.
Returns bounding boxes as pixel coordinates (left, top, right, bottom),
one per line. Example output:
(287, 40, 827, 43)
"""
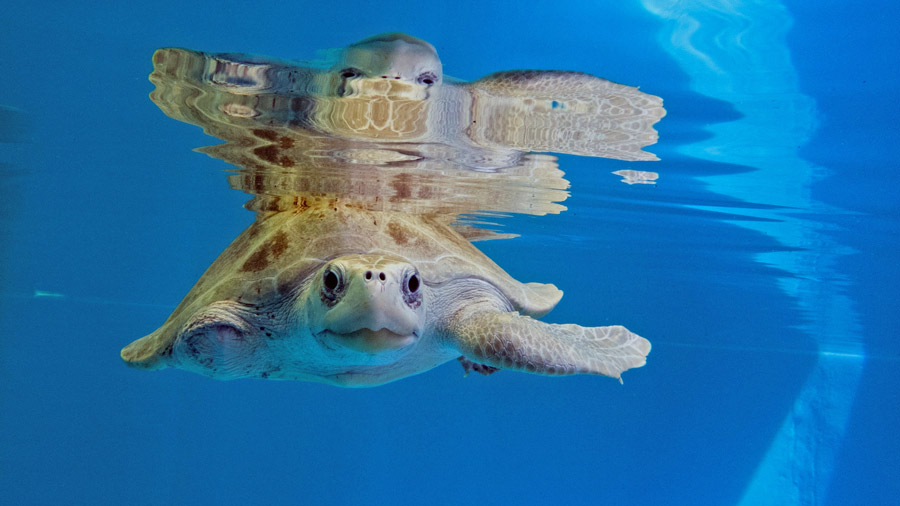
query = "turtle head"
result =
(331, 33, 442, 99)
(306, 254, 426, 353)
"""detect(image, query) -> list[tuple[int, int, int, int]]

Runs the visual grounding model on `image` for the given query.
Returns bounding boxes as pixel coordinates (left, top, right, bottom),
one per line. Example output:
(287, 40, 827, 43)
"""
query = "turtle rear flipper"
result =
(457, 356, 500, 376)
(452, 311, 650, 381)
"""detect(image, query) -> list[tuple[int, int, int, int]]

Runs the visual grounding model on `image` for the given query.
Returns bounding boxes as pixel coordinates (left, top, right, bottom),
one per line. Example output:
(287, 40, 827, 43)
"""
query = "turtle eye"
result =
(339, 67, 362, 79)
(402, 271, 422, 308)
(323, 270, 339, 291)
(321, 268, 345, 306)
(417, 72, 437, 86)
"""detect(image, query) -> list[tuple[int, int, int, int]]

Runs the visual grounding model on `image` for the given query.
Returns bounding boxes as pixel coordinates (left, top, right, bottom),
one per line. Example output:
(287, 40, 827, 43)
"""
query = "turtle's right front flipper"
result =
(451, 311, 650, 381)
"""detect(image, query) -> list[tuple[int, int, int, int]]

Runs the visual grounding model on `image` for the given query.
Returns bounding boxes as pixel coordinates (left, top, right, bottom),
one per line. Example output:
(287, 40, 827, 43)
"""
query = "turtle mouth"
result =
(320, 328, 418, 352)
(343, 328, 416, 341)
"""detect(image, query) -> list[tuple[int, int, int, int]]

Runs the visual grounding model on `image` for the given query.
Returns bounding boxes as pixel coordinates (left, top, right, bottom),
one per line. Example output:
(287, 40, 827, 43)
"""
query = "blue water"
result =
(2, 1, 898, 505)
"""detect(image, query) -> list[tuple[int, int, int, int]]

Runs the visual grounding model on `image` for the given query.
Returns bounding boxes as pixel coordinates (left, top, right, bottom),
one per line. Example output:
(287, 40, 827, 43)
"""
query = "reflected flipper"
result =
(466, 70, 665, 161)
(452, 311, 650, 381)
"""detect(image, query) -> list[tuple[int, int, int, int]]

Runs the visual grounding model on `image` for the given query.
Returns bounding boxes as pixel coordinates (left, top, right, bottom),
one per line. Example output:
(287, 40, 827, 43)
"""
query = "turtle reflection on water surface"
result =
(121, 33, 662, 386)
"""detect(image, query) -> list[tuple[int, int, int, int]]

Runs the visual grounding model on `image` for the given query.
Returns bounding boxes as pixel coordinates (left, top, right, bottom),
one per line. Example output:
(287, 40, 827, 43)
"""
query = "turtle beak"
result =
(327, 328, 418, 352)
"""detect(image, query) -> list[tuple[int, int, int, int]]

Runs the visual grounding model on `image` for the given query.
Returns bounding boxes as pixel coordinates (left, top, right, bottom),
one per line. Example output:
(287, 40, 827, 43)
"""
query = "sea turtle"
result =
(121, 198, 650, 386)
(121, 34, 655, 386)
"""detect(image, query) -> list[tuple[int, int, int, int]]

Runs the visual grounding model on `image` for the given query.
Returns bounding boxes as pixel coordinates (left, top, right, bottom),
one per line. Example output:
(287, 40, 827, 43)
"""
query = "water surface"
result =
(1, 1, 897, 505)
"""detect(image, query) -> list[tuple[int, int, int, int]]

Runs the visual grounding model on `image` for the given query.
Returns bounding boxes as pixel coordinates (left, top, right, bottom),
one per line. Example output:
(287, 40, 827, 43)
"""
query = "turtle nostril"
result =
(379, 272, 386, 281)
(365, 271, 373, 280)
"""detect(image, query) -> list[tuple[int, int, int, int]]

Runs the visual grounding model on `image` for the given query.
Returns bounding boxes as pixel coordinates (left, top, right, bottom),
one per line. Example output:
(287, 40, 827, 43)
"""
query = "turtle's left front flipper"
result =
(452, 311, 650, 381)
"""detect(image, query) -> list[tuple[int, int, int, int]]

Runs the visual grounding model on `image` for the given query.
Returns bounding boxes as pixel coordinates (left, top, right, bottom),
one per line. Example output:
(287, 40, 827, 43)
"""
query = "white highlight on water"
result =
(642, 1, 863, 505)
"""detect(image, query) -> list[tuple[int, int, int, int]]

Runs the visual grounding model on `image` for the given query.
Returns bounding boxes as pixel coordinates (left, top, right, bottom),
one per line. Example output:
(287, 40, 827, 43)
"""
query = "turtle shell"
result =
(120, 198, 561, 368)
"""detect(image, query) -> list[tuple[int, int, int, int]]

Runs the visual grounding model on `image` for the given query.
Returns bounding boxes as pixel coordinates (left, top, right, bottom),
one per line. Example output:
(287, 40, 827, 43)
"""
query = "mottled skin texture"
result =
(121, 199, 650, 386)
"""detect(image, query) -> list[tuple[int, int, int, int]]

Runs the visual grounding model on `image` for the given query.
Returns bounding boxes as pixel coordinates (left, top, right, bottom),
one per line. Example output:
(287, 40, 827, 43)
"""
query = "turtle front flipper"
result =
(451, 311, 650, 381)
